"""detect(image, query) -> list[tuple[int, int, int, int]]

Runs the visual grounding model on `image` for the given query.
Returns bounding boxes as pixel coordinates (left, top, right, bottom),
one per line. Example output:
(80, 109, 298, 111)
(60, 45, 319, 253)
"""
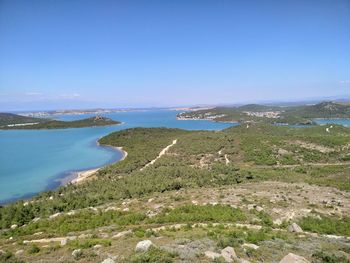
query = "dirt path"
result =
(140, 139, 177, 171)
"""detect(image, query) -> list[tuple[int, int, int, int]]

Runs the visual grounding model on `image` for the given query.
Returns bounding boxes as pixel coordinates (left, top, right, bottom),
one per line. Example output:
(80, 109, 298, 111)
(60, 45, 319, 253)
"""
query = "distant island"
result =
(178, 101, 350, 125)
(0, 113, 121, 129)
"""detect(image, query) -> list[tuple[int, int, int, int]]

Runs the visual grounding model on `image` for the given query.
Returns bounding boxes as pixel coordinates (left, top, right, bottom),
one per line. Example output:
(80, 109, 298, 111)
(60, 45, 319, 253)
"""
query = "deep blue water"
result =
(0, 110, 234, 203)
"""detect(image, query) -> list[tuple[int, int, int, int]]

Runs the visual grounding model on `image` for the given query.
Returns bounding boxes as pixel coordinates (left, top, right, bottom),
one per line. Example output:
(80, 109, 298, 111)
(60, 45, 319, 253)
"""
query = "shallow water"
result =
(0, 110, 235, 203)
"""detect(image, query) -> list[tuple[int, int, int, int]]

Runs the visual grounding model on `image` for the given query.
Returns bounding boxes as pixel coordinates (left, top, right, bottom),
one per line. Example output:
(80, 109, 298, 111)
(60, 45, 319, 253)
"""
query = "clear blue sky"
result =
(0, 0, 349, 110)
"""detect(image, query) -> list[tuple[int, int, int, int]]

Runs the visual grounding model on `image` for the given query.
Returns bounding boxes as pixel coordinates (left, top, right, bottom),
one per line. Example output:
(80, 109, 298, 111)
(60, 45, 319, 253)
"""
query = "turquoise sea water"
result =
(315, 119, 350, 127)
(0, 110, 234, 204)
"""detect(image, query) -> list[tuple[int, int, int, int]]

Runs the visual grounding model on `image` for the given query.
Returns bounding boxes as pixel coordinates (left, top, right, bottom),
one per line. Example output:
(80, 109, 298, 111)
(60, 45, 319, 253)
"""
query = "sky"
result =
(0, 0, 349, 111)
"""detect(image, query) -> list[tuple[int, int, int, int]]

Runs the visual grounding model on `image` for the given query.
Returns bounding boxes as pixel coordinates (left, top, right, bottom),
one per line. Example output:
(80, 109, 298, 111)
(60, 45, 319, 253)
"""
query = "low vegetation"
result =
(0, 121, 349, 262)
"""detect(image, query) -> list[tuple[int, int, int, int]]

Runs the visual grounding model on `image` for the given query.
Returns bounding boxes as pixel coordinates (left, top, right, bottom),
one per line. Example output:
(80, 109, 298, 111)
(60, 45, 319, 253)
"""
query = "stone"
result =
(243, 243, 259, 250)
(113, 230, 132, 238)
(288, 223, 303, 233)
(32, 217, 40, 223)
(221, 246, 236, 262)
(135, 240, 153, 252)
(10, 224, 18, 229)
(15, 250, 24, 256)
(94, 244, 102, 249)
(0, 250, 5, 255)
(279, 253, 310, 263)
(204, 251, 222, 260)
(60, 239, 67, 246)
(255, 206, 264, 212)
(101, 258, 115, 263)
(72, 249, 82, 259)
(49, 212, 61, 219)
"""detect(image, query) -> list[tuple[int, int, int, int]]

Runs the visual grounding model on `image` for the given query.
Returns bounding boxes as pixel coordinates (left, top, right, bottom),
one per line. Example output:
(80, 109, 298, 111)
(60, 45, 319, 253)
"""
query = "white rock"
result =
(101, 258, 115, 263)
(256, 206, 264, 212)
(288, 223, 303, 233)
(10, 224, 18, 229)
(221, 246, 236, 262)
(247, 204, 255, 210)
(123, 207, 129, 212)
(279, 253, 310, 263)
(49, 196, 54, 200)
(204, 251, 222, 260)
(148, 198, 154, 203)
(135, 240, 153, 252)
(60, 239, 67, 246)
(0, 250, 5, 255)
(49, 212, 61, 219)
(243, 243, 259, 250)
(15, 250, 24, 256)
(72, 249, 82, 259)
(32, 217, 40, 223)
(94, 244, 102, 249)
(105, 206, 117, 212)
(113, 230, 132, 238)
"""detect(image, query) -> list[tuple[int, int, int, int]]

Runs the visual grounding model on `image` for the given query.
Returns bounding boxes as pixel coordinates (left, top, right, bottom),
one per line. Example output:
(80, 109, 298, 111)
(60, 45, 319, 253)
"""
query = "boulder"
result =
(279, 253, 310, 263)
(101, 258, 115, 263)
(135, 240, 153, 252)
(221, 246, 236, 262)
(288, 223, 303, 233)
(204, 251, 222, 260)
(72, 249, 82, 259)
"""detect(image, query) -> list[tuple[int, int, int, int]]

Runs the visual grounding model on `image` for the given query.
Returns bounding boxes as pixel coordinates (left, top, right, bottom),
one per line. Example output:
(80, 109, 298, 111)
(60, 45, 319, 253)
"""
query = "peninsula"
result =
(0, 113, 121, 129)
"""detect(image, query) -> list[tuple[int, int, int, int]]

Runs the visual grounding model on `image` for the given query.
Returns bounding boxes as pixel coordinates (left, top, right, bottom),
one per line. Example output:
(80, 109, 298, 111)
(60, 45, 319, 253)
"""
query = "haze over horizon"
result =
(1, 0, 349, 111)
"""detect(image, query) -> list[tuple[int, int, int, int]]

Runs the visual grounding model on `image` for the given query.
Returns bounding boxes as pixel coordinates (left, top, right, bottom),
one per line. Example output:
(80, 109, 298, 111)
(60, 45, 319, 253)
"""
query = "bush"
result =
(28, 244, 40, 254)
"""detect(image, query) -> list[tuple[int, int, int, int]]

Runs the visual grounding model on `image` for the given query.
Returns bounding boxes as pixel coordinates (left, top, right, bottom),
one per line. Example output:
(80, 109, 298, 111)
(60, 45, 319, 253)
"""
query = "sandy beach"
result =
(70, 146, 128, 184)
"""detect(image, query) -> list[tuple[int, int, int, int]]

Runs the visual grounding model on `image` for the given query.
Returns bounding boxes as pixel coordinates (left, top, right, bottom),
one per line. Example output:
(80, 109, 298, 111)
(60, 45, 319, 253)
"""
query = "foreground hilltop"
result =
(0, 113, 120, 129)
(0, 124, 349, 262)
(178, 101, 350, 125)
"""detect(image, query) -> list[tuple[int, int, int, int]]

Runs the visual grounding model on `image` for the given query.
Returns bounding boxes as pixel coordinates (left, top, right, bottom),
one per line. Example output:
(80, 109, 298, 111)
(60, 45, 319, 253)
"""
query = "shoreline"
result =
(67, 145, 128, 185)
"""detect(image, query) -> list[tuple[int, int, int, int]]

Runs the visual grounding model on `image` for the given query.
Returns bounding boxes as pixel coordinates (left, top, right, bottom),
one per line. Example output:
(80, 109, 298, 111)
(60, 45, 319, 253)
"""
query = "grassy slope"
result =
(1, 124, 350, 262)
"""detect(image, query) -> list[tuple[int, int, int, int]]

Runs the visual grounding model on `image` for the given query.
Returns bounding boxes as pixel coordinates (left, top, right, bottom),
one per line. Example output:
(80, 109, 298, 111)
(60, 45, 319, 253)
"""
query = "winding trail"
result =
(140, 139, 178, 171)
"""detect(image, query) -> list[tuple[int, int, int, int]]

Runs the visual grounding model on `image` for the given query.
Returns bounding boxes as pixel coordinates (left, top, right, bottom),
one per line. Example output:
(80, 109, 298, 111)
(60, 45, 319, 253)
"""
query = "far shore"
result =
(68, 146, 128, 185)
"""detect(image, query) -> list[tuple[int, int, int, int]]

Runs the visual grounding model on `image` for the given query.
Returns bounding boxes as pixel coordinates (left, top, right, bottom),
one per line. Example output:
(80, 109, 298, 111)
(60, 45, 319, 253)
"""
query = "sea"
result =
(0, 110, 235, 204)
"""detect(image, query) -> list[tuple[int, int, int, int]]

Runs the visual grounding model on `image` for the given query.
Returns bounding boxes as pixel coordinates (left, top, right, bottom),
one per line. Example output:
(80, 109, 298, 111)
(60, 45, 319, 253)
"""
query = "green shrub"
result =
(299, 216, 350, 236)
(28, 244, 40, 254)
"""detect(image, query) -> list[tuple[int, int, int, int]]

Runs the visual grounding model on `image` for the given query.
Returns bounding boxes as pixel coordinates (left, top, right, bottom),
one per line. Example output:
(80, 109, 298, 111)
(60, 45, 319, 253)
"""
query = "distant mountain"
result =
(178, 101, 350, 125)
